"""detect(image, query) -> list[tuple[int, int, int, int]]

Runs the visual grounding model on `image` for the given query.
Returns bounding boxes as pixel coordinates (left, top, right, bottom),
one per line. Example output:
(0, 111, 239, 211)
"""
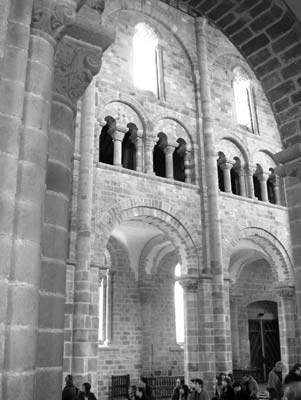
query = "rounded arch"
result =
(225, 227, 293, 284)
(216, 136, 250, 165)
(98, 95, 153, 134)
(251, 149, 279, 170)
(154, 116, 194, 150)
(94, 198, 201, 275)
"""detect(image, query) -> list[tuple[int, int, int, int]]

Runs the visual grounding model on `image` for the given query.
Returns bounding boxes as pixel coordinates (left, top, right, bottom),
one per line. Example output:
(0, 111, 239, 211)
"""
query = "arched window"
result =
(233, 66, 258, 134)
(174, 264, 184, 344)
(133, 23, 158, 94)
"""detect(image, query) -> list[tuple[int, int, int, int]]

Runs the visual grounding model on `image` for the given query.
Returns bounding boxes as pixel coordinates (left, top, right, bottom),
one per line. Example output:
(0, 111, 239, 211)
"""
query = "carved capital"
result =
(177, 276, 199, 292)
(54, 36, 102, 108)
(164, 145, 175, 156)
(31, 1, 77, 42)
(273, 283, 295, 298)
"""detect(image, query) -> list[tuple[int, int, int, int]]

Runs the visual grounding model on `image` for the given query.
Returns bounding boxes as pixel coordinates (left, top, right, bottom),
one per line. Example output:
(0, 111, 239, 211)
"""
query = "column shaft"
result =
(104, 270, 113, 345)
(145, 138, 155, 174)
(135, 136, 143, 172)
(184, 152, 192, 184)
(72, 81, 98, 385)
(3, 28, 55, 400)
(0, 1, 32, 395)
(246, 168, 255, 198)
(238, 170, 246, 197)
(259, 175, 269, 202)
(113, 130, 125, 166)
(221, 163, 232, 193)
(164, 146, 174, 179)
(196, 17, 231, 373)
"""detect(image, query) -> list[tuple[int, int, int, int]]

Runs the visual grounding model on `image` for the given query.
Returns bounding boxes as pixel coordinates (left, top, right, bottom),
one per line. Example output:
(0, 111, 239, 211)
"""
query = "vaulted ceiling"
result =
(160, 0, 301, 148)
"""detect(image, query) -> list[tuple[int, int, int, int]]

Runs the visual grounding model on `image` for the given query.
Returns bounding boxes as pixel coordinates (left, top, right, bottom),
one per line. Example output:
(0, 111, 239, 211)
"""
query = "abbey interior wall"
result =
(64, 0, 294, 397)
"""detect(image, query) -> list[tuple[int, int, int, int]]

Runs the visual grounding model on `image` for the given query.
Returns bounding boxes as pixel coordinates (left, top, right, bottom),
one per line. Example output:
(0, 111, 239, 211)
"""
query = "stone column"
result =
(275, 146, 301, 344)
(237, 168, 246, 197)
(274, 284, 299, 369)
(72, 78, 99, 387)
(38, 5, 115, 397)
(164, 145, 175, 179)
(184, 151, 192, 184)
(112, 127, 126, 166)
(196, 16, 231, 373)
(145, 137, 156, 174)
(230, 295, 243, 368)
(139, 280, 156, 374)
(270, 174, 281, 205)
(135, 136, 143, 172)
(178, 276, 200, 382)
(258, 172, 269, 202)
(104, 269, 114, 345)
(1, 2, 77, 399)
(220, 161, 233, 193)
(246, 165, 256, 198)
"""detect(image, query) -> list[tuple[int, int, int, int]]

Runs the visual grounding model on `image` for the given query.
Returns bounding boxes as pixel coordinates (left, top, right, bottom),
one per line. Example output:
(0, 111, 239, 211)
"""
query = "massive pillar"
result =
(38, 4, 114, 398)
(196, 16, 232, 373)
(1, 1, 78, 399)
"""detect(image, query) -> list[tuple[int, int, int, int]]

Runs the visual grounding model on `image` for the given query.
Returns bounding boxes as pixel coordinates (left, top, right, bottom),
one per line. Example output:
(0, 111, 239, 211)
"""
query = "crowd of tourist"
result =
(62, 375, 98, 400)
(62, 361, 301, 400)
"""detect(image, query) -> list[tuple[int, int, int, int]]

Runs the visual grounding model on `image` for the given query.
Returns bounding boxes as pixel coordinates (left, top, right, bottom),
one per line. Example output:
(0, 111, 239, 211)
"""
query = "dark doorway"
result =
(248, 303, 280, 382)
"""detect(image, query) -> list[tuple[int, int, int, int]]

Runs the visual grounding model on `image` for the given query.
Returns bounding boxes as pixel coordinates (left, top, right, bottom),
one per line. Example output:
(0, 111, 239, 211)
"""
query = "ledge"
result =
(220, 191, 288, 211)
(96, 162, 199, 191)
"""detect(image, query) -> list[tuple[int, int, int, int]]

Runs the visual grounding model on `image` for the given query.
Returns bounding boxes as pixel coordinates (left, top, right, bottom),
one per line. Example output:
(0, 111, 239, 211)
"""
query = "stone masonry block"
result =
(6, 328, 37, 370)
(8, 284, 38, 326)
(241, 34, 270, 57)
(13, 239, 41, 286)
(0, 79, 24, 117)
(267, 12, 295, 39)
(6, 20, 30, 50)
(0, 194, 15, 234)
(1, 45, 27, 83)
(46, 161, 71, 198)
(36, 369, 62, 400)
(0, 115, 21, 156)
(38, 293, 65, 329)
(37, 331, 64, 367)
(268, 80, 295, 103)
(5, 373, 34, 400)
(40, 259, 66, 295)
(23, 93, 50, 131)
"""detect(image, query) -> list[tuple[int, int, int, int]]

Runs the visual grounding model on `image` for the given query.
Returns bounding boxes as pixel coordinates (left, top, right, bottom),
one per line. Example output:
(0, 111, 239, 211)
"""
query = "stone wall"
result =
(65, 0, 294, 396)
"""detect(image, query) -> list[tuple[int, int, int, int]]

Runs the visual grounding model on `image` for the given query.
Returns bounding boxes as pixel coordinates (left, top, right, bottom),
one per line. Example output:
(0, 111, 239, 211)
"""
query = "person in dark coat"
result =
(171, 378, 182, 400)
(220, 377, 235, 400)
(190, 379, 210, 400)
(140, 376, 154, 400)
(267, 361, 284, 400)
(241, 374, 259, 400)
(78, 382, 97, 400)
(284, 364, 301, 385)
(62, 375, 78, 400)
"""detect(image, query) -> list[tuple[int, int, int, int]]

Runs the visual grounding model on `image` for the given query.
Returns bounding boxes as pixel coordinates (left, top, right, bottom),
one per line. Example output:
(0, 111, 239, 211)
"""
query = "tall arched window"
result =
(233, 66, 258, 134)
(174, 264, 184, 344)
(133, 23, 158, 94)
